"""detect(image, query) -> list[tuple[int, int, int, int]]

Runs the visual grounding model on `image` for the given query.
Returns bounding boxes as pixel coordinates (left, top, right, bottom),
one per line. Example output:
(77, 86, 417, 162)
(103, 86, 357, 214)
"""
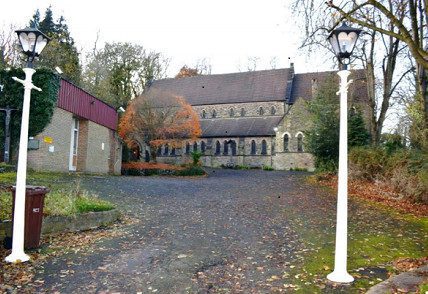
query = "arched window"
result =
(259, 107, 264, 115)
(240, 108, 245, 117)
(171, 147, 176, 156)
(261, 140, 267, 155)
(157, 147, 162, 156)
(229, 108, 234, 117)
(164, 144, 169, 155)
(231, 140, 237, 155)
(202, 110, 206, 119)
(186, 142, 190, 154)
(223, 140, 229, 155)
(193, 142, 198, 152)
(251, 140, 256, 155)
(283, 134, 289, 152)
(271, 106, 276, 115)
(215, 141, 221, 155)
(297, 133, 304, 152)
(212, 109, 217, 118)
(201, 141, 206, 154)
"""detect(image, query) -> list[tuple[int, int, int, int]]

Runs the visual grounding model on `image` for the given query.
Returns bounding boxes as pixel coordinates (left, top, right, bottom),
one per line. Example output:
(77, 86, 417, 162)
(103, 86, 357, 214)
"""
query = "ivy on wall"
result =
(0, 68, 60, 161)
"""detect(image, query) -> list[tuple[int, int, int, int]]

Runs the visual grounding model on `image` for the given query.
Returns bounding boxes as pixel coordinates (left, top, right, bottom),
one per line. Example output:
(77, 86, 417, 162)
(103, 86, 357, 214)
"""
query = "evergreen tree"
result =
(29, 7, 81, 84)
(305, 77, 370, 171)
(348, 109, 370, 147)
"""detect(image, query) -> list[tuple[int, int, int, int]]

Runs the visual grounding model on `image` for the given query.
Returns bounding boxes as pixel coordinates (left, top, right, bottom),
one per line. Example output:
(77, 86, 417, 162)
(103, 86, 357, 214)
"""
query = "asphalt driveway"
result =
(33, 169, 427, 293)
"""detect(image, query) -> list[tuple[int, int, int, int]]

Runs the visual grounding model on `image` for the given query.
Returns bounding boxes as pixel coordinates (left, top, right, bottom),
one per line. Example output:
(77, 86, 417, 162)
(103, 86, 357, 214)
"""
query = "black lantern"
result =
(15, 27, 50, 67)
(327, 22, 362, 69)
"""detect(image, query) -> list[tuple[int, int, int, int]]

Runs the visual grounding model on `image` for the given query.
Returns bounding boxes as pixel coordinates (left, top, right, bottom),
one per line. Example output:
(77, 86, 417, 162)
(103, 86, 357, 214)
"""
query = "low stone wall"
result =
(42, 209, 121, 234)
(0, 209, 120, 243)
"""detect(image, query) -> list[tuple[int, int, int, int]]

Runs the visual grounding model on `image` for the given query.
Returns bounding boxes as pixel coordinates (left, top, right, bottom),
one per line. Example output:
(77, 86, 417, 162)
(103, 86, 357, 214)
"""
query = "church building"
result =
(144, 64, 368, 171)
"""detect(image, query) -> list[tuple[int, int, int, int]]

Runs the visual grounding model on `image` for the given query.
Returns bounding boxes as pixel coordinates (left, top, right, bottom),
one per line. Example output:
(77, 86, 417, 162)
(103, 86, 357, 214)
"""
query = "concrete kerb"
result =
(0, 209, 121, 244)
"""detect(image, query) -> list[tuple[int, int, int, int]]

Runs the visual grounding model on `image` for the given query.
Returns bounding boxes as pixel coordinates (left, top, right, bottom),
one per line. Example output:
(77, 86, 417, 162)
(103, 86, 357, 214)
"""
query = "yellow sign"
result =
(44, 136, 53, 144)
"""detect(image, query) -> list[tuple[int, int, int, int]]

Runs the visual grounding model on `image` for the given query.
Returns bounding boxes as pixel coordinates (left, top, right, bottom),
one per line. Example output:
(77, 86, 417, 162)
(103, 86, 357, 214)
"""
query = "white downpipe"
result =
(327, 70, 354, 283)
(5, 68, 41, 263)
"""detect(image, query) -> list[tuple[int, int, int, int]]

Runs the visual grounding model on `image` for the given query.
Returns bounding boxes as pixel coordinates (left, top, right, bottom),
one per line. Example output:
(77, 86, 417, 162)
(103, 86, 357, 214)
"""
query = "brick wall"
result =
(27, 108, 73, 172)
(76, 120, 88, 172)
(27, 107, 121, 174)
(85, 121, 111, 174)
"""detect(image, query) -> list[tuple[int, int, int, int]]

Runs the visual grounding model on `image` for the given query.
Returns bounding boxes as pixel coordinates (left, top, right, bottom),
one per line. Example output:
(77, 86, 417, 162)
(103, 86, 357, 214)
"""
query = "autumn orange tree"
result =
(119, 89, 201, 162)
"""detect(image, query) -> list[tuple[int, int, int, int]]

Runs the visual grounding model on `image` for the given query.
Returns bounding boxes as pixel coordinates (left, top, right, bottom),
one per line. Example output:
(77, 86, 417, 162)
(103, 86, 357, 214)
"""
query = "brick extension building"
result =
(27, 79, 122, 174)
(143, 65, 368, 171)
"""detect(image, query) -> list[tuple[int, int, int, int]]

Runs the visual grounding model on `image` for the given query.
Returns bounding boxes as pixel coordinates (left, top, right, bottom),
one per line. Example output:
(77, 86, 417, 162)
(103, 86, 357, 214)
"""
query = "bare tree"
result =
(291, 0, 415, 144)
(246, 56, 260, 71)
(327, 0, 428, 131)
(0, 24, 21, 69)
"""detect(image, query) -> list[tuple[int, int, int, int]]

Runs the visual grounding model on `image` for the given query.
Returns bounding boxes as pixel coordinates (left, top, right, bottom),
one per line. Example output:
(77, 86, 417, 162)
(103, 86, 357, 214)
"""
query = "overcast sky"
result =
(1, 0, 335, 77)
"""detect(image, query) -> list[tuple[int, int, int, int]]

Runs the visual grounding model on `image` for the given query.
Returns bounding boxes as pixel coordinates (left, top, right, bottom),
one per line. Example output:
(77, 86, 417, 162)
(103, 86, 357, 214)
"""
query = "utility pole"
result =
(0, 84, 17, 164)
(0, 107, 15, 164)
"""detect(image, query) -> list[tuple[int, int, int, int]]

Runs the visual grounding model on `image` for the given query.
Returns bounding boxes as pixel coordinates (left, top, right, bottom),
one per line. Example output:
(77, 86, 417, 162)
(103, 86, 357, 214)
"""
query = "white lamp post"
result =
(326, 22, 361, 283)
(5, 26, 49, 263)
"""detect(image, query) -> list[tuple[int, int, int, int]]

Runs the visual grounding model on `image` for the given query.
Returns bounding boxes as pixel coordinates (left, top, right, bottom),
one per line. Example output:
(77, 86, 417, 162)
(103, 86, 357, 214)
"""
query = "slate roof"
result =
(148, 68, 292, 106)
(145, 68, 368, 138)
(290, 69, 367, 104)
(200, 116, 282, 137)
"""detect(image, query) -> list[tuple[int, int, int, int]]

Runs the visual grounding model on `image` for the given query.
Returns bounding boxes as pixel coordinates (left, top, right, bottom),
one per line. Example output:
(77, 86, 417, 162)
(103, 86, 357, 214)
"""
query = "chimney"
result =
(311, 78, 318, 97)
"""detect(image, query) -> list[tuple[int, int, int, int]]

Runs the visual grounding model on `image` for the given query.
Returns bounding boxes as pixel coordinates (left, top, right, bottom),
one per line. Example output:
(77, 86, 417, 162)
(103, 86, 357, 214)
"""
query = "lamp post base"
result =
(327, 271, 354, 283)
(5, 251, 30, 263)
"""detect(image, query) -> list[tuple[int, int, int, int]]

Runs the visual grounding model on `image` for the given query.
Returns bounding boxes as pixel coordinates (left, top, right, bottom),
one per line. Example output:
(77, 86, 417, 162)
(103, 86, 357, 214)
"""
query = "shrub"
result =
(190, 151, 202, 166)
(0, 163, 15, 173)
(349, 147, 428, 203)
(349, 147, 387, 180)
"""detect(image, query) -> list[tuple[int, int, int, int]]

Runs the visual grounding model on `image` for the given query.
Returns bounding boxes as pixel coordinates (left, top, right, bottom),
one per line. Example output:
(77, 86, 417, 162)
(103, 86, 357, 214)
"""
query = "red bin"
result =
(11, 186, 49, 249)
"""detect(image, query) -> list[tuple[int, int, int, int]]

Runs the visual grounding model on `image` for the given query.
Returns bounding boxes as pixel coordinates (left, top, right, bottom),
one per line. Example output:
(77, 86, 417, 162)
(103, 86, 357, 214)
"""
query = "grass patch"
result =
(0, 171, 115, 220)
(75, 195, 115, 213)
(420, 283, 428, 293)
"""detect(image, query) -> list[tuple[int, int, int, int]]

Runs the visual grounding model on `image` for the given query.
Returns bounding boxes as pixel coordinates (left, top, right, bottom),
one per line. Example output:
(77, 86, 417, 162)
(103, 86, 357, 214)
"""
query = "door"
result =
(69, 118, 79, 171)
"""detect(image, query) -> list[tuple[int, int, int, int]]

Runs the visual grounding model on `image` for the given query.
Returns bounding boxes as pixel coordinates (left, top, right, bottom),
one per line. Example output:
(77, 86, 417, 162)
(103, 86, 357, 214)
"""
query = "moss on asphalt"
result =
(282, 191, 428, 293)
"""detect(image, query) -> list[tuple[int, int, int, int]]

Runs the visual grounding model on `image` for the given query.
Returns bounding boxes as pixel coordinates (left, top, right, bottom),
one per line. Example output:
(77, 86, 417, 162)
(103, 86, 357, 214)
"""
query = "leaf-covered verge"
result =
(349, 148, 428, 204)
(0, 217, 132, 292)
(0, 171, 115, 221)
(0, 68, 60, 161)
(296, 173, 428, 292)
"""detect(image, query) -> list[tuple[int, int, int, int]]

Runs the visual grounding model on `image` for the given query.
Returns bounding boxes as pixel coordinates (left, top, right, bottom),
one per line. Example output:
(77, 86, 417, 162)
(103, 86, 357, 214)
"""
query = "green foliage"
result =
(407, 92, 427, 151)
(190, 151, 202, 166)
(262, 165, 274, 171)
(349, 147, 388, 179)
(75, 195, 115, 213)
(82, 42, 168, 108)
(381, 133, 404, 154)
(0, 163, 15, 172)
(30, 7, 81, 84)
(348, 109, 370, 147)
(305, 77, 370, 172)
(0, 68, 60, 160)
(0, 172, 115, 220)
(350, 147, 428, 203)
(0, 190, 12, 220)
